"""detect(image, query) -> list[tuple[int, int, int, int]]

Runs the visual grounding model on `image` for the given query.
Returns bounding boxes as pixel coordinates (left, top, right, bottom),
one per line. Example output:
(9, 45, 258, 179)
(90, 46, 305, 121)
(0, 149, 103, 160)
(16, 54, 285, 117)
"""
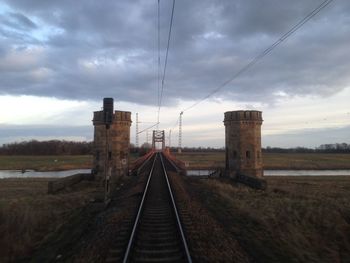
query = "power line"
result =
(136, 114, 157, 146)
(157, 0, 161, 127)
(137, 122, 160, 134)
(181, 0, 334, 113)
(157, 0, 176, 122)
(173, 0, 334, 149)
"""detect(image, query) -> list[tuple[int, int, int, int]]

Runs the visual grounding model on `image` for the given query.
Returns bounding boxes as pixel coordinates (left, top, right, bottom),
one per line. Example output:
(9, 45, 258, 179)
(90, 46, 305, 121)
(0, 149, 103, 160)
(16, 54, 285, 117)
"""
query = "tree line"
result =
(263, 143, 350, 153)
(0, 140, 349, 155)
(137, 143, 350, 154)
(0, 140, 93, 155)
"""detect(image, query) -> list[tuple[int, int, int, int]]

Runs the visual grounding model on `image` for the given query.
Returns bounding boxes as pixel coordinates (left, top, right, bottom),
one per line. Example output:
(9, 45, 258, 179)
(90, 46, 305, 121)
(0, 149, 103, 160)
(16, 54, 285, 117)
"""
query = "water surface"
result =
(264, 170, 350, 176)
(186, 170, 215, 176)
(0, 169, 91, 179)
(2, 169, 350, 179)
(186, 169, 350, 177)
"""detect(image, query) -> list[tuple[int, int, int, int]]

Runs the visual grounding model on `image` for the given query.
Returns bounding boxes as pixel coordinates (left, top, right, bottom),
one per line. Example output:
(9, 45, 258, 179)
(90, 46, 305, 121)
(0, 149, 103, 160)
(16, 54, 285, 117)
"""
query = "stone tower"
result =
(224, 110, 263, 178)
(92, 99, 132, 185)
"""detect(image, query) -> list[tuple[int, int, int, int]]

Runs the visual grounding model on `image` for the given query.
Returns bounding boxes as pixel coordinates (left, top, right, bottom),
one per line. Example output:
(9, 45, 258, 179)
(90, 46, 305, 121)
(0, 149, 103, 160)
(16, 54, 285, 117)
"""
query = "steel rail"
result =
(162, 153, 181, 173)
(160, 153, 192, 263)
(136, 150, 155, 175)
(122, 153, 157, 263)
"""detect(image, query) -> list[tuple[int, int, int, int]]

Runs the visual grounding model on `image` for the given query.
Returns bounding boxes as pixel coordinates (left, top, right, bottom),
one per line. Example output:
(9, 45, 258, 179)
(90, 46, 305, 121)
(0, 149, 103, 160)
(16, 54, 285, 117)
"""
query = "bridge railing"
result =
(161, 149, 187, 174)
(130, 149, 155, 175)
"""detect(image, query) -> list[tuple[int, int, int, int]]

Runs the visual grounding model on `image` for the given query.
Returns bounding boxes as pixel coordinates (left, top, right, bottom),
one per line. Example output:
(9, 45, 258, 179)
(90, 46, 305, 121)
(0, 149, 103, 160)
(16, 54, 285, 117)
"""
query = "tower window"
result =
(246, 151, 251, 159)
(96, 151, 100, 161)
(108, 151, 112, 160)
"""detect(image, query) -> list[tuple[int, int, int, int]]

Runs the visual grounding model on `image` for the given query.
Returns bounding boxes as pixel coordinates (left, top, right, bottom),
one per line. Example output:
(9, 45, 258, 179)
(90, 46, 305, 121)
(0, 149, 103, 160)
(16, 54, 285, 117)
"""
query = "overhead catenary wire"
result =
(157, 0, 161, 126)
(173, 0, 334, 150)
(137, 122, 160, 134)
(157, 0, 176, 124)
(181, 0, 335, 113)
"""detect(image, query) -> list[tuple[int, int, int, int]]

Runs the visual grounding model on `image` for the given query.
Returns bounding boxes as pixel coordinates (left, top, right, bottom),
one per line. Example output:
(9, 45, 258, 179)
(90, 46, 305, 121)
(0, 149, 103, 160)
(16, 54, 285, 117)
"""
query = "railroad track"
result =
(122, 152, 192, 263)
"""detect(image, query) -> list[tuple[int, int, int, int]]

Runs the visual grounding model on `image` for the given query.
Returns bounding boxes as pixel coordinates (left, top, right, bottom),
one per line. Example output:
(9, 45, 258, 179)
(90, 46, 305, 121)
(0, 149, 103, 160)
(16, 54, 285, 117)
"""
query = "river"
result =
(1, 169, 350, 179)
(0, 169, 91, 179)
(186, 169, 350, 176)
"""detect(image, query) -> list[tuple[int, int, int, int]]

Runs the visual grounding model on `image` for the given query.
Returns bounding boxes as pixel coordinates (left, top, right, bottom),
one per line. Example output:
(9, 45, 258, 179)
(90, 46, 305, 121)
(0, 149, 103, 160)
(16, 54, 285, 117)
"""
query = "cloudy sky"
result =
(0, 0, 349, 148)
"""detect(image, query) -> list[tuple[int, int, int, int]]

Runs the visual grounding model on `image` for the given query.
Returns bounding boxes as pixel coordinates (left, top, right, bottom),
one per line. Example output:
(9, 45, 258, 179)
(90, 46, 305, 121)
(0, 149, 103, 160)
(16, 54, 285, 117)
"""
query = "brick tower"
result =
(92, 99, 132, 186)
(224, 110, 263, 178)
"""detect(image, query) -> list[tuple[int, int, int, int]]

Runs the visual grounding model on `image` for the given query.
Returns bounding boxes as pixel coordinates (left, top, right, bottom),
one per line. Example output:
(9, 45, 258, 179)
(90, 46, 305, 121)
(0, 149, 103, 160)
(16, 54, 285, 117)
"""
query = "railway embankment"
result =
(180, 175, 350, 262)
(1, 155, 350, 262)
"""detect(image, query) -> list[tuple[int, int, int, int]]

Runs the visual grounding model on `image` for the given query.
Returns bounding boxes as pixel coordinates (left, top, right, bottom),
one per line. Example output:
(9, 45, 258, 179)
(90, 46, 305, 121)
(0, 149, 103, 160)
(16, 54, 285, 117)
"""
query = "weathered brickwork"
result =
(224, 110, 263, 178)
(92, 109, 132, 184)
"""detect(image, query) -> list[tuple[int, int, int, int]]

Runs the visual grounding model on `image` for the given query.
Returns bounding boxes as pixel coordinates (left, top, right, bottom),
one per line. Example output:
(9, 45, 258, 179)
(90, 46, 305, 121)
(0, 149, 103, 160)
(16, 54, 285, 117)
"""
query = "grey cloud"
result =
(219, 0, 320, 36)
(0, 124, 92, 145)
(8, 12, 37, 29)
(1, 0, 350, 106)
(263, 125, 350, 148)
(0, 12, 37, 31)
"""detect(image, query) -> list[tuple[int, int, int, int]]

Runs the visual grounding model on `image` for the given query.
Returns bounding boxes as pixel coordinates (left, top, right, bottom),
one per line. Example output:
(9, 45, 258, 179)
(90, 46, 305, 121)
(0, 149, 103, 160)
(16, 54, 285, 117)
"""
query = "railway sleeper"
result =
(135, 235, 178, 244)
(135, 241, 180, 249)
(139, 221, 175, 227)
(137, 230, 177, 238)
(134, 248, 182, 257)
(131, 255, 184, 263)
(138, 225, 176, 232)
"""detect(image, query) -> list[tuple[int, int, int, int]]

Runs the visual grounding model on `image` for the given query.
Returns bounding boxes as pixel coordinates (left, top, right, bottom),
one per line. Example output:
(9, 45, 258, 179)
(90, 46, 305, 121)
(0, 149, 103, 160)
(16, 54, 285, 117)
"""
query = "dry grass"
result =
(263, 153, 350, 169)
(174, 152, 350, 170)
(174, 152, 225, 169)
(193, 176, 350, 262)
(168, 171, 250, 262)
(0, 154, 140, 171)
(1, 152, 349, 171)
(0, 178, 99, 262)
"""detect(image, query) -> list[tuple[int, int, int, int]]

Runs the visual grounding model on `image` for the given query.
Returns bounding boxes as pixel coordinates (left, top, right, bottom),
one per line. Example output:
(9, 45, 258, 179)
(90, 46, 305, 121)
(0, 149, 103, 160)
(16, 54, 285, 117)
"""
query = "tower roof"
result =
(224, 110, 263, 122)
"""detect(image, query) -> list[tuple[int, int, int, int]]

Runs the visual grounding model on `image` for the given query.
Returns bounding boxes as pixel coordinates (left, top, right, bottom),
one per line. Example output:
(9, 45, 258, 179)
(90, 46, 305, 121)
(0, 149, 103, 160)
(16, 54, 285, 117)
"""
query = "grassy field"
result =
(263, 153, 350, 169)
(190, 175, 350, 262)
(174, 152, 350, 169)
(0, 178, 100, 262)
(1, 155, 350, 261)
(0, 152, 349, 171)
(0, 153, 141, 171)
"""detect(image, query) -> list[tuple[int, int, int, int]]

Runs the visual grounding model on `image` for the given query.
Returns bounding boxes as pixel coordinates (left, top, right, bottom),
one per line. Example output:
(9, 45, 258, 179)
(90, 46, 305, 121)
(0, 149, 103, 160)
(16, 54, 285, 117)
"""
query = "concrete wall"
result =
(224, 110, 263, 178)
